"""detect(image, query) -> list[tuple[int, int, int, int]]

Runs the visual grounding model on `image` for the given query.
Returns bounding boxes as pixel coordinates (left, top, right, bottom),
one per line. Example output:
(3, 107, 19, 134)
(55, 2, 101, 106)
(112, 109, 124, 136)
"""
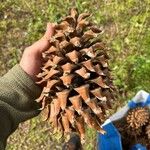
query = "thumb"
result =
(43, 23, 55, 41)
(30, 23, 55, 53)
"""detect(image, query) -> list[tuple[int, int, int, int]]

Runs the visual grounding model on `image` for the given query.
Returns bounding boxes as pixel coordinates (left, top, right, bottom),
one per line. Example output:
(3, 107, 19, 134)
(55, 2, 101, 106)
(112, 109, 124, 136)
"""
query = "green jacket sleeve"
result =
(0, 64, 41, 149)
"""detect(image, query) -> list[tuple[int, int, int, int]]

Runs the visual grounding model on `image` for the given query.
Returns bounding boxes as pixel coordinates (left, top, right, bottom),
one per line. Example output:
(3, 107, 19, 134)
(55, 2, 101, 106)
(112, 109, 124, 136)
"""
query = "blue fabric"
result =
(97, 94, 150, 150)
(131, 144, 147, 150)
(128, 95, 150, 109)
(97, 122, 122, 150)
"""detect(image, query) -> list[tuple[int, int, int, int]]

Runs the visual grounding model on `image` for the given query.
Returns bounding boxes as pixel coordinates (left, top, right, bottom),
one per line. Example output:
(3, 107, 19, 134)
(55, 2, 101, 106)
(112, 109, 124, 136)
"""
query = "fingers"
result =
(20, 23, 55, 81)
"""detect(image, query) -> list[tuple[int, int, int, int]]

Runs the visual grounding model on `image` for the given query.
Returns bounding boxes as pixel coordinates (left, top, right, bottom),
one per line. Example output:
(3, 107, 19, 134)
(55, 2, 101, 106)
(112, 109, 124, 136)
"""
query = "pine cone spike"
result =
(91, 88, 106, 101)
(49, 103, 55, 123)
(37, 8, 116, 138)
(82, 30, 98, 42)
(89, 26, 102, 33)
(46, 80, 59, 90)
(53, 98, 61, 116)
(70, 8, 78, 19)
(59, 40, 70, 49)
(41, 105, 50, 121)
(69, 95, 82, 114)
(70, 37, 82, 47)
(56, 90, 70, 110)
(52, 55, 63, 65)
(45, 46, 58, 54)
(94, 64, 105, 76)
(65, 107, 75, 125)
(75, 67, 90, 79)
(62, 113, 71, 133)
(91, 76, 109, 89)
(61, 63, 75, 74)
(81, 47, 96, 58)
(75, 117, 85, 141)
(43, 68, 59, 80)
(86, 97, 102, 115)
(60, 74, 74, 87)
(76, 19, 89, 34)
(63, 16, 76, 27)
(74, 84, 90, 102)
(81, 109, 105, 134)
(82, 59, 95, 72)
(66, 50, 79, 63)
(36, 71, 48, 78)
(77, 13, 90, 22)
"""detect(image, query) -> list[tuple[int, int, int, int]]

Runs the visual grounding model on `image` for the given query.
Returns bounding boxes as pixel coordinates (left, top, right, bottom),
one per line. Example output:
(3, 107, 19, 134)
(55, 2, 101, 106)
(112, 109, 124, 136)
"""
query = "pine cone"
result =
(126, 107, 149, 129)
(146, 124, 150, 139)
(36, 8, 115, 139)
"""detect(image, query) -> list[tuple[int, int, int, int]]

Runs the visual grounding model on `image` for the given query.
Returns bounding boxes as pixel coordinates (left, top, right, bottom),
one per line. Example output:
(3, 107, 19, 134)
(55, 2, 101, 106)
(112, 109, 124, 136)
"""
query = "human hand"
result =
(20, 23, 55, 81)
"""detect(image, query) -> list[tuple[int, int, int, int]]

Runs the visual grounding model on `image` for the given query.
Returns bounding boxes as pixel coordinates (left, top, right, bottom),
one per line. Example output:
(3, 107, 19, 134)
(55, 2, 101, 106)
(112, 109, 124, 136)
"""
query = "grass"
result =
(0, 0, 150, 149)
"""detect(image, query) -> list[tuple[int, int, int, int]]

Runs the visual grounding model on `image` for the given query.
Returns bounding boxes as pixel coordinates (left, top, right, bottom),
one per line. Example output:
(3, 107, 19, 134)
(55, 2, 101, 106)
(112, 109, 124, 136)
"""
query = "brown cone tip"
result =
(36, 8, 116, 139)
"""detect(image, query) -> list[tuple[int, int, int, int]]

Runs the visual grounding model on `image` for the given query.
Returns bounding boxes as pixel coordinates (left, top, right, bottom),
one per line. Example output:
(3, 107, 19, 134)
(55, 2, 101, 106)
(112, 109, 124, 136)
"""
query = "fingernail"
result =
(47, 23, 51, 29)
(48, 22, 57, 28)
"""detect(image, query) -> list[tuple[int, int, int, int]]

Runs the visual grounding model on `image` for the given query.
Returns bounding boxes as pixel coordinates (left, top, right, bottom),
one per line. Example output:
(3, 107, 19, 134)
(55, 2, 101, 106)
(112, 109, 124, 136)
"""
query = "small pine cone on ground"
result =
(36, 8, 116, 139)
(126, 107, 149, 129)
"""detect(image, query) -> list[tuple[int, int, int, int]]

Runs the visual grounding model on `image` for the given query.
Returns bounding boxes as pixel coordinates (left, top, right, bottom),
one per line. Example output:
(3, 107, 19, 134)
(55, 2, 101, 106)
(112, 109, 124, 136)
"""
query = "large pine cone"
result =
(36, 8, 115, 139)
(126, 107, 149, 129)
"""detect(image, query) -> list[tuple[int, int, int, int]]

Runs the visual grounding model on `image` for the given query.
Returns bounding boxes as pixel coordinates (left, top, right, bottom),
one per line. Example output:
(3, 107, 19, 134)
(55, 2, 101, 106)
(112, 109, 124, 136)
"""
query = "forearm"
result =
(0, 64, 41, 149)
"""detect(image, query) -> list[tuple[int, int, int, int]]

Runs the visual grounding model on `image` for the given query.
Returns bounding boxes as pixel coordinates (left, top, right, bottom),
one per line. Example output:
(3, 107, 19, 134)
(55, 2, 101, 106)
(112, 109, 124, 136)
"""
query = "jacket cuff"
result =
(3, 64, 42, 99)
